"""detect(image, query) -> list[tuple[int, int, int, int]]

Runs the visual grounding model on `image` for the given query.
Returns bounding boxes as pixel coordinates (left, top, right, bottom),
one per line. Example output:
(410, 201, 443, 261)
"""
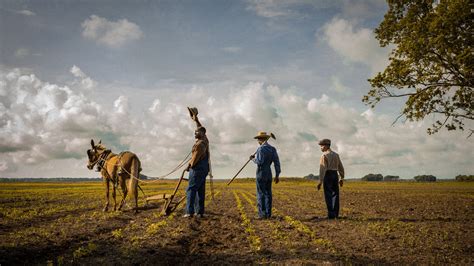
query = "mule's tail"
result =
(128, 155, 141, 211)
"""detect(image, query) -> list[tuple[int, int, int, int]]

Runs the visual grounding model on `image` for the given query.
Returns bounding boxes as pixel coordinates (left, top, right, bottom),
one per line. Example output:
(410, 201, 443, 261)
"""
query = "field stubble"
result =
(0, 179, 473, 264)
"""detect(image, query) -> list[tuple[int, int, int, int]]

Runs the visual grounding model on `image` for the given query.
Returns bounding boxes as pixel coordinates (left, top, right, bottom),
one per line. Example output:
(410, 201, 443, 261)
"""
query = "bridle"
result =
(88, 149, 111, 171)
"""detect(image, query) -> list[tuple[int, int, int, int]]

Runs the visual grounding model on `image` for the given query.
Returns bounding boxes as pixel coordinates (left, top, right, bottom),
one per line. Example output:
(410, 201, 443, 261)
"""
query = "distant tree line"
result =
(304, 173, 473, 182)
(413, 175, 437, 182)
(358, 174, 472, 182)
(360, 174, 438, 182)
(455, 175, 474, 182)
(361, 174, 400, 181)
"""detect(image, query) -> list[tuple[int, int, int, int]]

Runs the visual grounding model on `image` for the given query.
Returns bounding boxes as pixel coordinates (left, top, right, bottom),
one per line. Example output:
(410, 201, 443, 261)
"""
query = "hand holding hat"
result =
(187, 107, 198, 121)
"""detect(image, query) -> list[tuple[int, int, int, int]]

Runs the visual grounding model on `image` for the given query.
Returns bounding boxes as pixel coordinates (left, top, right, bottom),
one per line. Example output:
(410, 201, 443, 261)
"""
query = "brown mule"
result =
(87, 139, 142, 213)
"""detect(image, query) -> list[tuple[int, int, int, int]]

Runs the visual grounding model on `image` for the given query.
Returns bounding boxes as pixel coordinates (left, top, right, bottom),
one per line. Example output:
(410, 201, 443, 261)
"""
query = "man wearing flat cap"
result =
(184, 107, 210, 218)
(250, 131, 281, 219)
(317, 139, 344, 219)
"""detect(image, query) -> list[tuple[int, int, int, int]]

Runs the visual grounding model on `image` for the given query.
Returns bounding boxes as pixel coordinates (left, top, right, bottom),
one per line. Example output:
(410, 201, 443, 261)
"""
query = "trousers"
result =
(323, 170, 339, 219)
(256, 177, 272, 218)
(186, 168, 207, 215)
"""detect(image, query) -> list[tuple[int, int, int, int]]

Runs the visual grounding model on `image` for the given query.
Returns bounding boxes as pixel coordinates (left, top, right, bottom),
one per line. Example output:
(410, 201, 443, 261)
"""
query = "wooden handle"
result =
(227, 158, 252, 186)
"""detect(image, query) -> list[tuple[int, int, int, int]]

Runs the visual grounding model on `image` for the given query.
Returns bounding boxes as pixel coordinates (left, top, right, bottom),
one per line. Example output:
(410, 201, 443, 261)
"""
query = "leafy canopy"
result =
(364, 0, 473, 135)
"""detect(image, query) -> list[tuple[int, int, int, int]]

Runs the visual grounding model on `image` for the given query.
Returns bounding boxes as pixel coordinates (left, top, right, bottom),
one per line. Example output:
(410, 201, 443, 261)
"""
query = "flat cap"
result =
(318, 139, 331, 145)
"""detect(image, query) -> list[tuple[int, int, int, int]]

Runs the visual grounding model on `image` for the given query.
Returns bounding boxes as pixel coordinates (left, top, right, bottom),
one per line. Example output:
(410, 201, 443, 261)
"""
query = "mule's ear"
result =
(98, 139, 102, 144)
(91, 139, 95, 148)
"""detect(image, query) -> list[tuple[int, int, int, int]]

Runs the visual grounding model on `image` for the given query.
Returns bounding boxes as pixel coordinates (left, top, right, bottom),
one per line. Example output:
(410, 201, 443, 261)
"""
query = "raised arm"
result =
(188, 107, 203, 129)
(193, 115, 203, 129)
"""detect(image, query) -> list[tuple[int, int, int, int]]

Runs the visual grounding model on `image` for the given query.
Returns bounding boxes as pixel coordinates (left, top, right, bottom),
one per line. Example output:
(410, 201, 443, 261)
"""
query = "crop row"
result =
(233, 190, 262, 251)
(241, 190, 333, 250)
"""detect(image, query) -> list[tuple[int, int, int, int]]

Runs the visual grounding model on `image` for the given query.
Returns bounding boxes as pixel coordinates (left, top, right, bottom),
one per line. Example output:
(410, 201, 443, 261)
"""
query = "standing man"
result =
(250, 131, 281, 219)
(317, 139, 344, 219)
(184, 107, 210, 218)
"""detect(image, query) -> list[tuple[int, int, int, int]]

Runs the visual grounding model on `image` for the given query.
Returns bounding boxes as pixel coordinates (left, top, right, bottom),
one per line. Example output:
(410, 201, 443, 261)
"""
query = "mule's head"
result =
(87, 139, 106, 170)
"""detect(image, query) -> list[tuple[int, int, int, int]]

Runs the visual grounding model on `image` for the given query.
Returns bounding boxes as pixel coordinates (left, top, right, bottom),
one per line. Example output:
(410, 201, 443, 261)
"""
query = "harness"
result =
(96, 150, 111, 172)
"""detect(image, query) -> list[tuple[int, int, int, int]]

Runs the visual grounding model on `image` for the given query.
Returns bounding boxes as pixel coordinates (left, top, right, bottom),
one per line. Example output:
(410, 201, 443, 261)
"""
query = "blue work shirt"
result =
(253, 142, 281, 180)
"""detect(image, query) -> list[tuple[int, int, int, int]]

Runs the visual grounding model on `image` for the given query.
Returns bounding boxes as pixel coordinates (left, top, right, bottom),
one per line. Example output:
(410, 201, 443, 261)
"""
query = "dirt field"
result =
(1, 179, 473, 265)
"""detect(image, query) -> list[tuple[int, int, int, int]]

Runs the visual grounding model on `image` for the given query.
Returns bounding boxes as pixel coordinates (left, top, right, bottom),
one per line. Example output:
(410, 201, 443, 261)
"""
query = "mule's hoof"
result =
(102, 207, 108, 212)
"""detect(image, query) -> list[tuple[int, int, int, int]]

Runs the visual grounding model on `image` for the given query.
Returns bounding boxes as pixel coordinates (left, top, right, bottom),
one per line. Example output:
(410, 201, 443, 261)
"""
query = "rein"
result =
(95, 150, 192, 184)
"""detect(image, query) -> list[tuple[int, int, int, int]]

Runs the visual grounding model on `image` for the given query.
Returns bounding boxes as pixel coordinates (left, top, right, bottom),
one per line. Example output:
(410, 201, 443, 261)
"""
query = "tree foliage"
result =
(364, 0, 473, 135)
(455, 175, 474, 181)
(383, 175, 400, 181)
(413, 175, 437, 182)
(361, 173, 383, 181)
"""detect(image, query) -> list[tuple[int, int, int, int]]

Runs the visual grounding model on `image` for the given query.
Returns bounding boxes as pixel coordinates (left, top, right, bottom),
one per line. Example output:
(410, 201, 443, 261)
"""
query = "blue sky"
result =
(0, 0, 472, 179)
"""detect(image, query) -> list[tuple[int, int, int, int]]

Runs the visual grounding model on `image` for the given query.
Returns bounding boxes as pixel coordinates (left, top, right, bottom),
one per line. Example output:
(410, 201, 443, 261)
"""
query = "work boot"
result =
(182, 213, 194, 218)
(195, 214, 204, 219)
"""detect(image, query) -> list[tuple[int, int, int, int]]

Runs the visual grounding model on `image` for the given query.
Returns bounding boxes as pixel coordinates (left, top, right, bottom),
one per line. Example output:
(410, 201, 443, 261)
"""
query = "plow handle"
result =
(171, 169, 187, 199)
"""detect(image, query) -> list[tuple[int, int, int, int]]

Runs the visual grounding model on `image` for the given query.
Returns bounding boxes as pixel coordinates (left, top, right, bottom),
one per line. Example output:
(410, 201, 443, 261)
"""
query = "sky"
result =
(0, 0, 473, 179)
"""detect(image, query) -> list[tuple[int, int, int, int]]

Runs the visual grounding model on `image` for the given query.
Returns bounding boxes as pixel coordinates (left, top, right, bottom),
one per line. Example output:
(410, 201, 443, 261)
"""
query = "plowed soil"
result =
(1, 179, 473, 265)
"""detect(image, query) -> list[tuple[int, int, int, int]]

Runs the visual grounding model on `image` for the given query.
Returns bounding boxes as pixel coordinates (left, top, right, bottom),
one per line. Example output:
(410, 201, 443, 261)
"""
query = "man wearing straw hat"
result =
(250, 131, 281, 219)
(183, 107, 210, 218)
(317, 139, 344, 219)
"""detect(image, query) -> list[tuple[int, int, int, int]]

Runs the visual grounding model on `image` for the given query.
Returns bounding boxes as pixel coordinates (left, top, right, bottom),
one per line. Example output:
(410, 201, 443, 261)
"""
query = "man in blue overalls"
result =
(250, 131, 281, 219)
(184, 108, 209, 218)
(317, 139, 345, 219)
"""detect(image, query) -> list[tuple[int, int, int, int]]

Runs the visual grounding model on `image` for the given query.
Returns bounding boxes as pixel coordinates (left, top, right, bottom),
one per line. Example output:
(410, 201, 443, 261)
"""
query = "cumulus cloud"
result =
(320, 17, 390, 72)
(70, 65, 96, 90)
(81, 15, 143, 48)
(1, 66, 472, 179)
(0, 68, 109, 169)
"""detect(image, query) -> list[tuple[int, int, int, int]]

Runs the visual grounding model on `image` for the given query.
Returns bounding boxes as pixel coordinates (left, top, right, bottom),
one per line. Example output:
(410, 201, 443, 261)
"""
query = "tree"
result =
(361, 173, 383, 181)
(455, 174, 474, 181)
(413, 175, 436, 182)
(383, 175, 400, 181)
(364, 0, 473, 135)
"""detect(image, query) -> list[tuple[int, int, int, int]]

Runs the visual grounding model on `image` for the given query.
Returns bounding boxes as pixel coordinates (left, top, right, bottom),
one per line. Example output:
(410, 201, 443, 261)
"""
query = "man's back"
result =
(254, 143, 281, 179)
(320, 149, 344, 179)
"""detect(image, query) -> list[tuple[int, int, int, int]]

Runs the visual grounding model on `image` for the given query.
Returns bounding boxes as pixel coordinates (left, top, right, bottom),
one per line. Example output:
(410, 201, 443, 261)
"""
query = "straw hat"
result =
(254, 131, 271, 140)
(318, 139, 331, 145)
(187, 107, 198, 118)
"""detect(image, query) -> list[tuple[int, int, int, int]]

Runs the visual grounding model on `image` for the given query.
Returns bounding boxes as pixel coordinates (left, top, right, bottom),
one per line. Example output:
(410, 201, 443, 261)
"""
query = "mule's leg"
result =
(129, 159, 140, 213)
(128, 178, 139, 213)
(103, 179, 110, 212)
(118, 178, 128, 211)
(112, 183, 117, 211)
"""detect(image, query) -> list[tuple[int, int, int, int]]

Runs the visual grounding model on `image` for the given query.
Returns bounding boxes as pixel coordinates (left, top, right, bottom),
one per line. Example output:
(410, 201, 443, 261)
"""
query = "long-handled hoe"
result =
(227, 133, 276, 186)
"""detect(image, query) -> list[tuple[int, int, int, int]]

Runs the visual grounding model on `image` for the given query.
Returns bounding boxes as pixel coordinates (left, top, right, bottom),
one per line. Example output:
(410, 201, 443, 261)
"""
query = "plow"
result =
(144, 169, 189, 216)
